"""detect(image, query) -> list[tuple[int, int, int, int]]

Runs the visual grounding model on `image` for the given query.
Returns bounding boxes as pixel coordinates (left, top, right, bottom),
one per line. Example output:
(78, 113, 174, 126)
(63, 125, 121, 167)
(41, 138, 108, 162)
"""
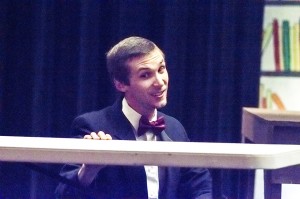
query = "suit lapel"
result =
(109, 98, 137, 141)
(160, 130, 173, 141)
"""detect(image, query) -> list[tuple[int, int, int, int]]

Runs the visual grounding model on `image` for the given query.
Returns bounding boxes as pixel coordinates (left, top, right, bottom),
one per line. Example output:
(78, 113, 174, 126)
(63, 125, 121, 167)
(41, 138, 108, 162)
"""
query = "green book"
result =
(282, 20, 290, 72)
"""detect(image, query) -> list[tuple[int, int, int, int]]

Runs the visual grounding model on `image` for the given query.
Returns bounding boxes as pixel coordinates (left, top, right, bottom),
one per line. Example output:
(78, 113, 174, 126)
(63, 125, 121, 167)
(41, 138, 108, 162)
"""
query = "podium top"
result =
(243, 107, 300, 123)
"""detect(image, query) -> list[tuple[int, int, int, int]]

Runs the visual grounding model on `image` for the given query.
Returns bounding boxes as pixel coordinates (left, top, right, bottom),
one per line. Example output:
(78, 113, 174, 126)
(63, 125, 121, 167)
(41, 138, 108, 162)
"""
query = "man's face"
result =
(117, 47, 169, 117)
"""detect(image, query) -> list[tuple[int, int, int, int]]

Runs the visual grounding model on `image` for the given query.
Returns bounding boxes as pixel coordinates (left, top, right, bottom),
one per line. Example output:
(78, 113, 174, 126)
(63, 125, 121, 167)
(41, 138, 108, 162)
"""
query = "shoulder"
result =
(70, 108, 109, 135)
(71, 101, 122, 135)
(158, 112, 183, 126)
(73, 106, 111, 124)
(158, 112, 189, 141)
(73, 99, 122, 125)
(75, 108, 109, 121)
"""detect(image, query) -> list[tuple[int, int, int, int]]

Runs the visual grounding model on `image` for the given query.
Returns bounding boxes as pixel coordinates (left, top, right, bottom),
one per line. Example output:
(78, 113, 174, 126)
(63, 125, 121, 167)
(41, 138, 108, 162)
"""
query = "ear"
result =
(114, 79, 127, 92)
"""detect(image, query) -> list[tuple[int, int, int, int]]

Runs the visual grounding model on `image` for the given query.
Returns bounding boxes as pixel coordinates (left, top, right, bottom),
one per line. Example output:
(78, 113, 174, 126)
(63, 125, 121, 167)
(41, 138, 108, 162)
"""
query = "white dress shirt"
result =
(122, 98, 160, 199)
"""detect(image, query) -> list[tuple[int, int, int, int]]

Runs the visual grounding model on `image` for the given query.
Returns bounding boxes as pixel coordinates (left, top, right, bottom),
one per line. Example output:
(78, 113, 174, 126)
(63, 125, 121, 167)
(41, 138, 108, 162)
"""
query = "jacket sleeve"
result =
(55, 164, 90, 198)
(178, 167, 213, 199)
(55, 116, 96, 198)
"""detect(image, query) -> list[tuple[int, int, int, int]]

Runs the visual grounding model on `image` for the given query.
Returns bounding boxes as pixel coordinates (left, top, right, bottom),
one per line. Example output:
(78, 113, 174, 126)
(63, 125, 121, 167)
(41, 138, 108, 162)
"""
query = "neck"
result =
(124, 98, 156, 120)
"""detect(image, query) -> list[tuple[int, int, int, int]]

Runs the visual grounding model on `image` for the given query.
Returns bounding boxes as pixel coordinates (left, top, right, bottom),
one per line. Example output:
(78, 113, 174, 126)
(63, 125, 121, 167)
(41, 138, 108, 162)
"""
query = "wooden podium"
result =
(242, 107, 300, 199)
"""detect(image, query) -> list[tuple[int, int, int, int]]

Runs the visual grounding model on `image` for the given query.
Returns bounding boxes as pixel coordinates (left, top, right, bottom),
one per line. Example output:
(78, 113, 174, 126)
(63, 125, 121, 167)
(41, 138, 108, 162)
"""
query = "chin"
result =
(156, 100, 167, 109)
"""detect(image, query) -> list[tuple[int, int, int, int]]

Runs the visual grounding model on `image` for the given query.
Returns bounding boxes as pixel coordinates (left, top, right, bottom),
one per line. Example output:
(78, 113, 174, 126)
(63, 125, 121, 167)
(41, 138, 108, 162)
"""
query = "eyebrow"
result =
(137, 59, 166, 70)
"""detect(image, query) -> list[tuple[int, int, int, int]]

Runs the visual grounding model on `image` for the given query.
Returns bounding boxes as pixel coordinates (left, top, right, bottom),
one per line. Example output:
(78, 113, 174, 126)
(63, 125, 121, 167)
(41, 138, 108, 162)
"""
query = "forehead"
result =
(127, 48, 165, 69)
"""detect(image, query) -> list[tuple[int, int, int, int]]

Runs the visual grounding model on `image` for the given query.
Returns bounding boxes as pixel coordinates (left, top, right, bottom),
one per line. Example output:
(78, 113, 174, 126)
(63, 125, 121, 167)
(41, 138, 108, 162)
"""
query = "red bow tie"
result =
(137, 116, 165, 136)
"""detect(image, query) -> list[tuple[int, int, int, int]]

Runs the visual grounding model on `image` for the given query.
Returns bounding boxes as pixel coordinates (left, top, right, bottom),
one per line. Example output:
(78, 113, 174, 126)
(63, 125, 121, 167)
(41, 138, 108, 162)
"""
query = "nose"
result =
(153, 73, 166, 87)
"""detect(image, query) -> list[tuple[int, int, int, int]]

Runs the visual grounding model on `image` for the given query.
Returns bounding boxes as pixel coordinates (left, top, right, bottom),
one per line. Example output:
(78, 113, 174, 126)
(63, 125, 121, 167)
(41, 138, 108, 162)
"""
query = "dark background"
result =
(0, 1, 264, 198)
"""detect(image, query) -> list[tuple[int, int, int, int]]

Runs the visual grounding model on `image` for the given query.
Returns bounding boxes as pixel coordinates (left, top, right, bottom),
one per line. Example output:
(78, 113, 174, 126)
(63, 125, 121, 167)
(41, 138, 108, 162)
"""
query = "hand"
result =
(83, 131, 112, 140)
(78, 131, 112, 186)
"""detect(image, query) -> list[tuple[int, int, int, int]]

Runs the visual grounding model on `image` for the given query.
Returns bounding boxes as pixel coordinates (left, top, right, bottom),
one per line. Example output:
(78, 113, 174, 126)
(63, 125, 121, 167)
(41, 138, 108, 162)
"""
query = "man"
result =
(55, 36, 212, 199)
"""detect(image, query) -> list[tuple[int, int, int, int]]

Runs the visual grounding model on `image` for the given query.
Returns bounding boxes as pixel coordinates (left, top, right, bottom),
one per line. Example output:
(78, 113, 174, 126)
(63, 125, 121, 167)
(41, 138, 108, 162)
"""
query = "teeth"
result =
(153, 91, 163, 96)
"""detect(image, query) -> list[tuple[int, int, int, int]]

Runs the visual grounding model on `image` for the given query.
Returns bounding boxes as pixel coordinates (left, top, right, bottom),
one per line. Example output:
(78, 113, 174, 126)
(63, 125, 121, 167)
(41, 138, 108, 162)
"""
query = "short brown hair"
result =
(106, 36, 159, 85)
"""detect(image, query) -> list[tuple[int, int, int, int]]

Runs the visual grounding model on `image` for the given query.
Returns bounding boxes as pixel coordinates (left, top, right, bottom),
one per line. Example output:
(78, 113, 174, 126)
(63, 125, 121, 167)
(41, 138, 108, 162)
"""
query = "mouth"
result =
(151, 90, 166, 98)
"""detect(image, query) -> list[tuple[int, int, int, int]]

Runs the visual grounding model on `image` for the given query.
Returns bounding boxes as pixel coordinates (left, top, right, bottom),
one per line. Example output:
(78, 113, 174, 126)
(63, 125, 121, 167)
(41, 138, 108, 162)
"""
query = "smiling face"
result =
(114, 47, 169, 118)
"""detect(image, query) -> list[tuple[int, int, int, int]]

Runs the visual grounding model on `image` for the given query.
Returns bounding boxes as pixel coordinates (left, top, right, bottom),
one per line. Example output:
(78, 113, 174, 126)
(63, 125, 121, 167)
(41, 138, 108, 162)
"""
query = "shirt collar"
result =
(122, 98, 157, 132)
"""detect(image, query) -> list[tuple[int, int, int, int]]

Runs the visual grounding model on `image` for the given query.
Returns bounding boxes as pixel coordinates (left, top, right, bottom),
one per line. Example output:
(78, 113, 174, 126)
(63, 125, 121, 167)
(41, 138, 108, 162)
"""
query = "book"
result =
(279, 23, 284, 71)
(282, 20, 291, 72)
(272, 19, 281, 72)
(271, 92, 285, 110)
(295, 22, 300, 72)
(290, 25, 295, 71)
(262, 23, 273, 55)
(292, 23, 300, 72)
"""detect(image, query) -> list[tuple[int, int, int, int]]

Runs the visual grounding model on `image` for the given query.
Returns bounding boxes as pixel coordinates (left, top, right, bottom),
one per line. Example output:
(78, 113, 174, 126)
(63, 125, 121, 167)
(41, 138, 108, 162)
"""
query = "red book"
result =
(272, 19, 281, 72)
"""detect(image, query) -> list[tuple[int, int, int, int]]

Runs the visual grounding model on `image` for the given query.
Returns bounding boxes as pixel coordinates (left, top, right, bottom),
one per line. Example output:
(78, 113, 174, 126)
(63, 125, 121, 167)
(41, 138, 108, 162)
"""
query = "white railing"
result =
(1, 136, 300, 169)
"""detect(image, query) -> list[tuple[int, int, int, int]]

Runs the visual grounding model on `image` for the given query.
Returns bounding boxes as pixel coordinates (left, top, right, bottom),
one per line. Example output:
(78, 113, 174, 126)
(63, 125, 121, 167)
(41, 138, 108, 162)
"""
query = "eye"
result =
(140, 72, 150, 78)
(158, 65, 166, 73)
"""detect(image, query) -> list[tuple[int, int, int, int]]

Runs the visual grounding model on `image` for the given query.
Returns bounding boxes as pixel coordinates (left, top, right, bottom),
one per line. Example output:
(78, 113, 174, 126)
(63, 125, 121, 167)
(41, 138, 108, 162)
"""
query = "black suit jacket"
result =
(55, 98, 212, 199)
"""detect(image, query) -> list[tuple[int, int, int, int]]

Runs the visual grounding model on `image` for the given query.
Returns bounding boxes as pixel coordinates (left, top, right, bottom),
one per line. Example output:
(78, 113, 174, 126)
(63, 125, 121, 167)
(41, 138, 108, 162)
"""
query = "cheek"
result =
(164, 75, 169, 84)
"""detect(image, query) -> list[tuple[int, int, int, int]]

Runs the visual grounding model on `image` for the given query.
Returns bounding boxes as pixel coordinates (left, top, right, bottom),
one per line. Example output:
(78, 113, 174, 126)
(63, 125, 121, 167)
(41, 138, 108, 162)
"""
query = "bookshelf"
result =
(261, 71, 300, 77)
(260, 1, 300, 111)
